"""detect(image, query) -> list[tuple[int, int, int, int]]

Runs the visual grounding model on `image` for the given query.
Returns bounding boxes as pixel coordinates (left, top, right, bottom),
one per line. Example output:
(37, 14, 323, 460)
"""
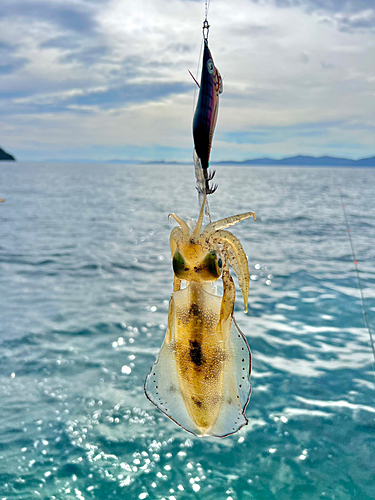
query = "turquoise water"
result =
(0, 163, 374, 500)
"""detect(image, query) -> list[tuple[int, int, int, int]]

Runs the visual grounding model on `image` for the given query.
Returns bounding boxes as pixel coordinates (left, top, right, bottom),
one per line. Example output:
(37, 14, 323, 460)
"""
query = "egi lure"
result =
(192, 27, 223, 195)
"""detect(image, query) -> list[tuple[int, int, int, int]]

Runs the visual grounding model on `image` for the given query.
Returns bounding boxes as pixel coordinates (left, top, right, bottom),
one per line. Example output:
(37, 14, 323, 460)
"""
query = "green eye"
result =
(203, 251, 221, 279)
(173, 251, 185, 277)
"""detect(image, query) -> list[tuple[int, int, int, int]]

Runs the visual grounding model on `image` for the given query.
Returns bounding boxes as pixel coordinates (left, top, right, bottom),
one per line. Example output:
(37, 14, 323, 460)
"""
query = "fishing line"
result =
(192, 1, 210, 113)
(339, 188, 375, 381)
(205, 0, 211, 21)
(192, 38, 203, 112)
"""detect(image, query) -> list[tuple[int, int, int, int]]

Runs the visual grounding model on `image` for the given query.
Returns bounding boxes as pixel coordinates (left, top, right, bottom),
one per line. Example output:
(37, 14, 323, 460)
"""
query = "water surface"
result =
(0, 163, 374, 499)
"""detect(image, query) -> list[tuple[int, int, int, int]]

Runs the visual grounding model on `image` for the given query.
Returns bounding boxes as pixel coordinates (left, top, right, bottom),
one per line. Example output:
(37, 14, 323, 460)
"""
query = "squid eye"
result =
(202, 251, 221, 279)
(218, 257, 222, 269)
(173, 250, 185, 277)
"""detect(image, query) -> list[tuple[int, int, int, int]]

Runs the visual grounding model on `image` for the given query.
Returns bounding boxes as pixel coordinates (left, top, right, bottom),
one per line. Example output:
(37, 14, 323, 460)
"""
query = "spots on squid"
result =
(189, 303, 200, 316)
(191, 396, 203, 408)
(189, 340, 204, 366)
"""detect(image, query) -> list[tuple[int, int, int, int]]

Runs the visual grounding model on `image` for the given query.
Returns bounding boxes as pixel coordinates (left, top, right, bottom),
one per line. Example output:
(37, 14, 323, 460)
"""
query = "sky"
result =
(0, 0, 374, 162)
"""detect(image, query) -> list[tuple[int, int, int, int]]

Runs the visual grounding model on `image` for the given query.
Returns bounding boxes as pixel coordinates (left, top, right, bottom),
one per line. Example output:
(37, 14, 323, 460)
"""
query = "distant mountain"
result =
(214, 155, 375, 166)
(135, 155, 375, 166)
(0, 147, 15, 161)
(8, 153, 375, 166)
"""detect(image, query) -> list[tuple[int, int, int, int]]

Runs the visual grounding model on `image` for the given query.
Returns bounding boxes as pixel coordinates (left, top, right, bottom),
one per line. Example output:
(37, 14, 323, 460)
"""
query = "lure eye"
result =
(173, 250, 185, 278)
(207, 59, 214, 75)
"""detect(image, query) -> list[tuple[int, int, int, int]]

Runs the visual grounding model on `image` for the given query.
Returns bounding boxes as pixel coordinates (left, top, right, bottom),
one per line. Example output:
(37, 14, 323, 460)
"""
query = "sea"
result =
(0, 163, 374, 500)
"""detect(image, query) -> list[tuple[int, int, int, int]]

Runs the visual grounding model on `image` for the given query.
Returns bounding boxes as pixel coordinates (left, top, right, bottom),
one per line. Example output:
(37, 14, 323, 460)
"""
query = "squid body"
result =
(145, 198, 256, 437)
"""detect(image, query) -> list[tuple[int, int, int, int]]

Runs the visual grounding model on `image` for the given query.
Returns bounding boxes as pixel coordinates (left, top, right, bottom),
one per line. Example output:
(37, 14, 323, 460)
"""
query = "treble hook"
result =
(203, 19, 210, 41)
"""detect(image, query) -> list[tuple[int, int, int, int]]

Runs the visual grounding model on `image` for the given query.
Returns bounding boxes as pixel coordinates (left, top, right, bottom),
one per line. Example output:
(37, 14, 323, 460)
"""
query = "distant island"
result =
(0, 147, 15, 161)
(6, 153, 375, 166)
(132, 154, 375, 166)
(213, 155, 375, 167)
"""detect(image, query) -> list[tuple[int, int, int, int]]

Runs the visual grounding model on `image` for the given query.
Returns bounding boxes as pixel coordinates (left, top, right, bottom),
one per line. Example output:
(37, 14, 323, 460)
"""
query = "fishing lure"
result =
(145, 197, 256, 437)
(192, 36, 223, 195)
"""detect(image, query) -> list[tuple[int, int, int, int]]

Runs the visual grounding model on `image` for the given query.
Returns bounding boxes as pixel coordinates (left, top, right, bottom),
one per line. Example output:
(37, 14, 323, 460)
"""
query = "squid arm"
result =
(215, 230, 250, 313)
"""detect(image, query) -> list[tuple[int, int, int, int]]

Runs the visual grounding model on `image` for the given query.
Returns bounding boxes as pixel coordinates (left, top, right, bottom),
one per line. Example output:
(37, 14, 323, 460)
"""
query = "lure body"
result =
(145, 199, 256, 437)
(193, 40, 223, 171)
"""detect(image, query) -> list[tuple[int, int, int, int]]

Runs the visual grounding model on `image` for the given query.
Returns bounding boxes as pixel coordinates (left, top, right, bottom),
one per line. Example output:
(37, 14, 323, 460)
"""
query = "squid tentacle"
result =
(169, 213, 190, 234)
(170, 226, 183, 258)
(214, 229, 250, 313)
(219, 254, 236, 341)
(202, 211, 256, 238)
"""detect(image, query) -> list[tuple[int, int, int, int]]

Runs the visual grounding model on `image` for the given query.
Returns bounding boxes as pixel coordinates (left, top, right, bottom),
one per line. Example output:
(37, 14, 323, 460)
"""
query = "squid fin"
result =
(206, 317, 251, 437)
(145, 317, 251, 438)
(145, 340, 202, 436)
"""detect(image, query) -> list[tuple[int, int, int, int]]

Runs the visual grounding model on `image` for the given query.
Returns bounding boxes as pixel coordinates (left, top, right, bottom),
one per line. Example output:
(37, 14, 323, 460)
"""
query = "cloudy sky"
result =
(0, 0, 374, 161)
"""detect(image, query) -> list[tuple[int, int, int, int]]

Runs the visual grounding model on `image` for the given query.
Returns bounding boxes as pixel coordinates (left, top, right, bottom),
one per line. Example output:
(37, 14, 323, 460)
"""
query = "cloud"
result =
(70, 82, 190, 108)
(0, 0, 374, 161)
(0, 0, 97, 34)
(221, 120, 334, 145)
(320, 60, 335, 70)
(0, 41, 28, 75)
(331, 9, 375, 32)
(251, 0, 375, 31)
(255, 0, 375, 14)
(300, 52, 310, 64)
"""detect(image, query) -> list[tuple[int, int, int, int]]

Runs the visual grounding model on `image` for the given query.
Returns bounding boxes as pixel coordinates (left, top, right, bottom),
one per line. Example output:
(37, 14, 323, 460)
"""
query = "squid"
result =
(145, 198, 256, 437)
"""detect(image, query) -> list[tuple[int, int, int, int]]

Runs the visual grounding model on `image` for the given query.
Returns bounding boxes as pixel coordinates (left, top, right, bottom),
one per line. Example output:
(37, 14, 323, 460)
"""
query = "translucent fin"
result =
(208, 317, 251, 437)
(145, 315, 251, 438)
(144, 339, 202, 436)
(232, 317, 252, 410)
